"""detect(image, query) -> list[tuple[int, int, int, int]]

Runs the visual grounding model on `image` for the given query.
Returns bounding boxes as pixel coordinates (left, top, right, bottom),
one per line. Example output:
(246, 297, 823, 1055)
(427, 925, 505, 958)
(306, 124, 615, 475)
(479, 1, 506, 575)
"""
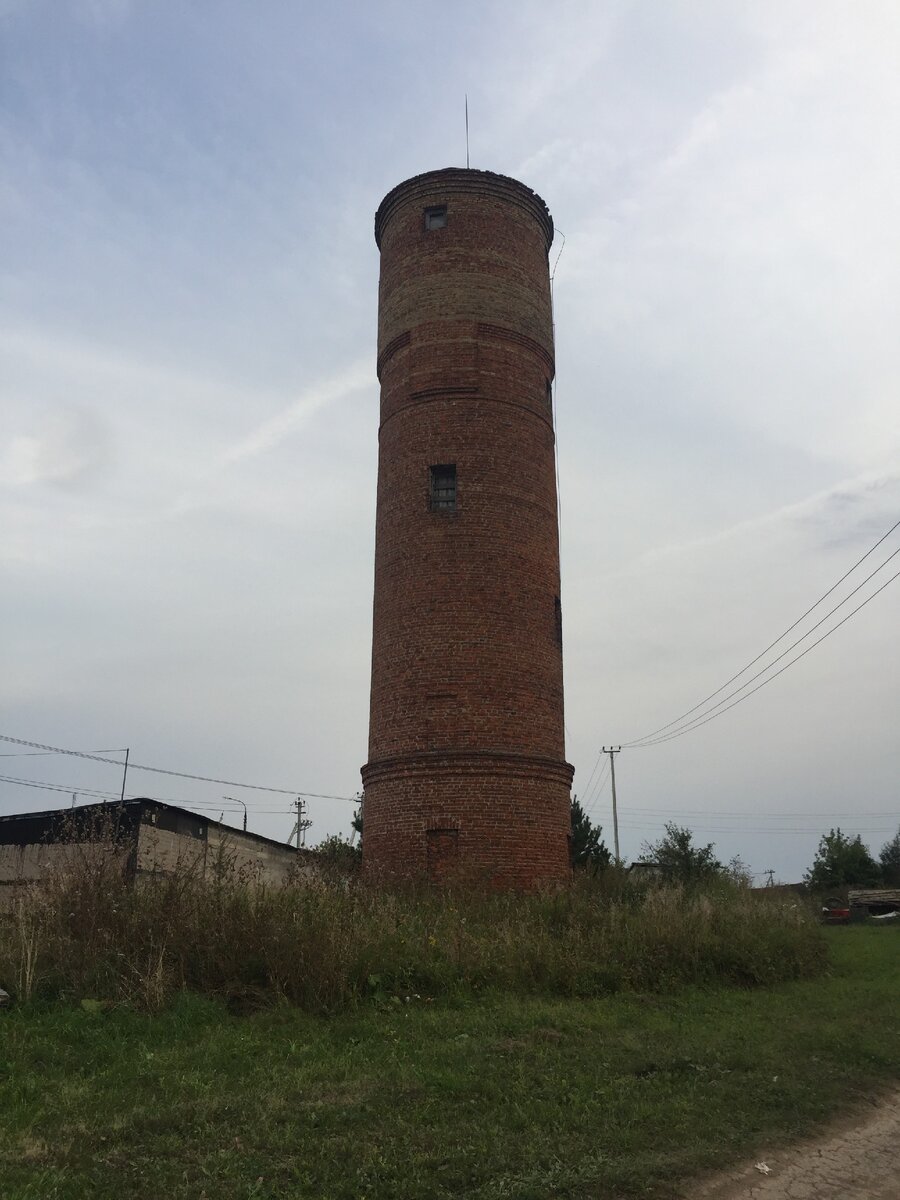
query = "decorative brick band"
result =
(378, 390, 555, 436)
(408, 385, 479, 401)
(476, 322, 555, 377)
(376, 329, 411, 380)
(362, 750, 575, 789)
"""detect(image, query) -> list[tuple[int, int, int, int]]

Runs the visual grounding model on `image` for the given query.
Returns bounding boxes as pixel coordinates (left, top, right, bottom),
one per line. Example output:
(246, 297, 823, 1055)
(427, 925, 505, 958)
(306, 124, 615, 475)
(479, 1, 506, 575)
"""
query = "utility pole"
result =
(602, 746, 621, 863)
(289, 798, 312, 849)
(119, 747, 130, 804)
(350, 791, 364, 846)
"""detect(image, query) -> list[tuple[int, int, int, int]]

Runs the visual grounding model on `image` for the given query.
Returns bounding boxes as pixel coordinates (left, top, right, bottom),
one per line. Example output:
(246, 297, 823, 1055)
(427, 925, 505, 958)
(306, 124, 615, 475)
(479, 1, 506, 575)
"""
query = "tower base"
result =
(360, 751, 574, 889)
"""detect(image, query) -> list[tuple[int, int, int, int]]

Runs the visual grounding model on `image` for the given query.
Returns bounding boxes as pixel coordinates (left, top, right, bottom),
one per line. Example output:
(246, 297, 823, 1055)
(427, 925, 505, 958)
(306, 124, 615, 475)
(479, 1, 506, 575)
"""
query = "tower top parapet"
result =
(374, 167, 554, 252)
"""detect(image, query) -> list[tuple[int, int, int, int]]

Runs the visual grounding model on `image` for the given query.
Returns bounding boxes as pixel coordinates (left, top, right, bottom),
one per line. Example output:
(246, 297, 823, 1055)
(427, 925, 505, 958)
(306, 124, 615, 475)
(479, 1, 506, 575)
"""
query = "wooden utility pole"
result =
(602, 746, 621, 863)
(119, 747, 130, 804)
(289, 798, 312, 848)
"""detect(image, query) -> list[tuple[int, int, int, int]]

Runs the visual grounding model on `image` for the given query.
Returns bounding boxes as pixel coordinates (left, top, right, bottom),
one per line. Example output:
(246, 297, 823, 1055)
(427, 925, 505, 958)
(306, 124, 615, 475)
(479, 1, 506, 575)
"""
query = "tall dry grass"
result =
(0, 826, 827, 1012)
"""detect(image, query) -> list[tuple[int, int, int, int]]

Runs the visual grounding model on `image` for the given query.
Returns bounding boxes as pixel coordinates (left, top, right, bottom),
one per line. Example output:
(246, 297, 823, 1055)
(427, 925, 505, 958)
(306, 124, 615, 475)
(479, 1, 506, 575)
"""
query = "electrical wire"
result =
(614, 821, 896, 835)
(0, 733, 357, 801)
(581, 755, 609, 812)
(615, 805, 899, 819)
(0, 775, 119, 799)
(583, 757, 610, 816)
(0, 776, 303, 826)
(624, 514, 900, 747)
(628, 562, 900, 748)
(577, 747, 605, 808)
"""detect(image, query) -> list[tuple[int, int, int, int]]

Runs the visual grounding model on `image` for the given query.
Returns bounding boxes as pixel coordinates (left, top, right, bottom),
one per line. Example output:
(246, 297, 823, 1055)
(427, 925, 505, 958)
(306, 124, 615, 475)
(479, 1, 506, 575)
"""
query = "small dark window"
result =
(554, 595, 563, 647)
(545, 379, 553, 409)
(424, 205, 447, 231)
(430, 464, 457, 511)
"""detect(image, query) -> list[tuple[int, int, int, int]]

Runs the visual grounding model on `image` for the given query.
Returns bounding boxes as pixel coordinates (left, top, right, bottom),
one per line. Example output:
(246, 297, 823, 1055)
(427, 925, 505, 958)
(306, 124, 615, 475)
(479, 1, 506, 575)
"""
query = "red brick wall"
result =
(362, 169, 573, 888)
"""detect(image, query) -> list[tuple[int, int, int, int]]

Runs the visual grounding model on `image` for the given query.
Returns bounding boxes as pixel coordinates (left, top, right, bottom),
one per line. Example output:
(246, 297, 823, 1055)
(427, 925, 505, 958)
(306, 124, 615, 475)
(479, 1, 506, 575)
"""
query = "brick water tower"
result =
(361, 168, 574, 888)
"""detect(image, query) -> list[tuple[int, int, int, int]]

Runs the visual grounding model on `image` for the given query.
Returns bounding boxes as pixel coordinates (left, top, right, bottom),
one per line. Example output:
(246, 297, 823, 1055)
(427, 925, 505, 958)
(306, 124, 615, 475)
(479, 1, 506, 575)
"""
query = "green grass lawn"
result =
(1, 926, 897, 1200)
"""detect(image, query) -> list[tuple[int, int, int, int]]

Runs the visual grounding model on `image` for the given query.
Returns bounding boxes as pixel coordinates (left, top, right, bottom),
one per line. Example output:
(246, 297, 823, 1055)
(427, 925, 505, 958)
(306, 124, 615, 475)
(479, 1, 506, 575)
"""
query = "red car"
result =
(821, 898, 851, 924)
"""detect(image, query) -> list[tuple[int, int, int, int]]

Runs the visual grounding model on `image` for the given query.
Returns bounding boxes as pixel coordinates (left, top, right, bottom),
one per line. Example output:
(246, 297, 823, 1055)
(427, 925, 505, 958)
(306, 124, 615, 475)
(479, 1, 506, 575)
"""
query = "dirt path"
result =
(688, 1092, 900, 1200)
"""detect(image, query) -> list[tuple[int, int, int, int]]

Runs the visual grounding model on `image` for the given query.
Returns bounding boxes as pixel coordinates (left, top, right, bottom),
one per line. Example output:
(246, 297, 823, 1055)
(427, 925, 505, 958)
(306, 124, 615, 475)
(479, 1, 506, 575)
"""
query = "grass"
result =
(0, 925, 897, 1199)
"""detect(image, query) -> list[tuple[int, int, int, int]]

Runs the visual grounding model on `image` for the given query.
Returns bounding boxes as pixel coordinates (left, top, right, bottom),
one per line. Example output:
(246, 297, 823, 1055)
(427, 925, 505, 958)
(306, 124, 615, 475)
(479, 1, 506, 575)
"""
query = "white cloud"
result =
(0, 405, 110, 489)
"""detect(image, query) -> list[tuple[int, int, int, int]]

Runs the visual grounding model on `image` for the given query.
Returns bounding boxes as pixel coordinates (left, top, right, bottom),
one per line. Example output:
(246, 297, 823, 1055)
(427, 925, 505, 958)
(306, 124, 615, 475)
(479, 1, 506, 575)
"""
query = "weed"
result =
(0, 829, 826, 1013)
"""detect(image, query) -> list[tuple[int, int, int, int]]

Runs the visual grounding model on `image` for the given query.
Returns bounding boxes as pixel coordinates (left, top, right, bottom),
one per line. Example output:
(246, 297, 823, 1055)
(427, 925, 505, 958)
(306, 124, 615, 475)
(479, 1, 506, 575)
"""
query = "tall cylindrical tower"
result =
(361, 168, 573, 888)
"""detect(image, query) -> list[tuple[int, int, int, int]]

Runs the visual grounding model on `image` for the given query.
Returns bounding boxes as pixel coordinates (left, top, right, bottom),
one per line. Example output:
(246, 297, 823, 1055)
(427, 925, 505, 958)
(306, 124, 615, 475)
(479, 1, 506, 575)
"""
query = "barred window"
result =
(429, 464, 457, 511)
(424, 205, 447, 230)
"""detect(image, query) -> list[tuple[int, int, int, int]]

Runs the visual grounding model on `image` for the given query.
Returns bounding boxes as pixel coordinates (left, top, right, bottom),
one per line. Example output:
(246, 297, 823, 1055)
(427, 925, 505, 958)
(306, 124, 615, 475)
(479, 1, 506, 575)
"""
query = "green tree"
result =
(570, 798, 611, 872)
(316, 833, 362, 875)
(804, 828, 881, 890)
(639, 822, 723, 884)
(878, 826, 900, 886)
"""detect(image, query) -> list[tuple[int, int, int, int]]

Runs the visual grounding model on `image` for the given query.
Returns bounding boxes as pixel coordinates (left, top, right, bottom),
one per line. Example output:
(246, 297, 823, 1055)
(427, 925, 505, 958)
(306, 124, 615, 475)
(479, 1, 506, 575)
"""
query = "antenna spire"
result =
(465, 94, 469, 168)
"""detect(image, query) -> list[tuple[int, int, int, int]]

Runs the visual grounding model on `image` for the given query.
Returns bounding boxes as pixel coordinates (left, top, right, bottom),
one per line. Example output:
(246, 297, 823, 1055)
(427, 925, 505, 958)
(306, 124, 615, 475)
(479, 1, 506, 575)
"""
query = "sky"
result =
(1, 0, 898, 883)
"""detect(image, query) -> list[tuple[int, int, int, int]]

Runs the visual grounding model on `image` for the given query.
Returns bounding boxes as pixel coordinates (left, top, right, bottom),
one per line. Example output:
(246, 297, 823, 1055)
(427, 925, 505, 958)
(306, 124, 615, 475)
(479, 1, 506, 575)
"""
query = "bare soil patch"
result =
(689, 1090, 900, 1199)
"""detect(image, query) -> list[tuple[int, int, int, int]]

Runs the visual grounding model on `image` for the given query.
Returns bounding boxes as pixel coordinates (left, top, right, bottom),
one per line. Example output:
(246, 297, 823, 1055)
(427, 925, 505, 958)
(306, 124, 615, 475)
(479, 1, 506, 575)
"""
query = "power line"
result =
(0, 776, 245, 811)
(0, 775, 119, 799)
(628, 562, 900, 748)
(0, 776, 301, 822)
(624, 514, 900, 747)
(0, 733, 356, 801)
(0, 748, 125, 757)
(578, 747, 605, 808)
(615, 821, 896, 835)
(619, 811, 900, 820)
(581, 755, 610, 814)
(0, 774, 241, 807)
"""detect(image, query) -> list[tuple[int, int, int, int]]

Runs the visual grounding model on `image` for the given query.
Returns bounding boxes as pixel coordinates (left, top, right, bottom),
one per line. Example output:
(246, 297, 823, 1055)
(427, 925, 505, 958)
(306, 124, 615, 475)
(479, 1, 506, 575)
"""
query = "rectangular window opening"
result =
(430, 463, 457, 511)
(545, 379, 553, 409)
(424, 205, 448, 231)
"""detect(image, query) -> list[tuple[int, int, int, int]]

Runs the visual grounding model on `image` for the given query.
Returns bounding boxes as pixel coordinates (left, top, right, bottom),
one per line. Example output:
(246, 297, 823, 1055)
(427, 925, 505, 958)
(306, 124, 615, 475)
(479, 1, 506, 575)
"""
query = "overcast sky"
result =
(2, 0, 898, 882)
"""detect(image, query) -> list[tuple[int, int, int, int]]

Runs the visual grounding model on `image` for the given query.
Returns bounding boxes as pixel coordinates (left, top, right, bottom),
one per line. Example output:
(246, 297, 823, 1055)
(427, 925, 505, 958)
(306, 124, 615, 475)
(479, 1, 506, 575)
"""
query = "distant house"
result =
(0, 798, 314, 902)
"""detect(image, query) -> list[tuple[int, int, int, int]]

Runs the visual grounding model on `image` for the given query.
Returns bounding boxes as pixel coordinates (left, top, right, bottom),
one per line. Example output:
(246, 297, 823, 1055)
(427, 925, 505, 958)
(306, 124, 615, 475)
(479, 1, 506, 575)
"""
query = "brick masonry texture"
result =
(362, 168, 574, 889)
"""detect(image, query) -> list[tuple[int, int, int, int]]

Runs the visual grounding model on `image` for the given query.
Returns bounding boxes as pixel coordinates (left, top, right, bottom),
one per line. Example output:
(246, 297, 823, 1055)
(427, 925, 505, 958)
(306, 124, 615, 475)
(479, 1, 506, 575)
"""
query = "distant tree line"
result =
(571, 801, 900, 892)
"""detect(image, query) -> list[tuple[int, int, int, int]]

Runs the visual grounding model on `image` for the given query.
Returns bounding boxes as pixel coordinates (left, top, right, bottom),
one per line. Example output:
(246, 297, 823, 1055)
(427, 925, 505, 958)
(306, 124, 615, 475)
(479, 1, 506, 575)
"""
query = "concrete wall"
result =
(136, 820, 308, 885)
(0, 839, 131, 885)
